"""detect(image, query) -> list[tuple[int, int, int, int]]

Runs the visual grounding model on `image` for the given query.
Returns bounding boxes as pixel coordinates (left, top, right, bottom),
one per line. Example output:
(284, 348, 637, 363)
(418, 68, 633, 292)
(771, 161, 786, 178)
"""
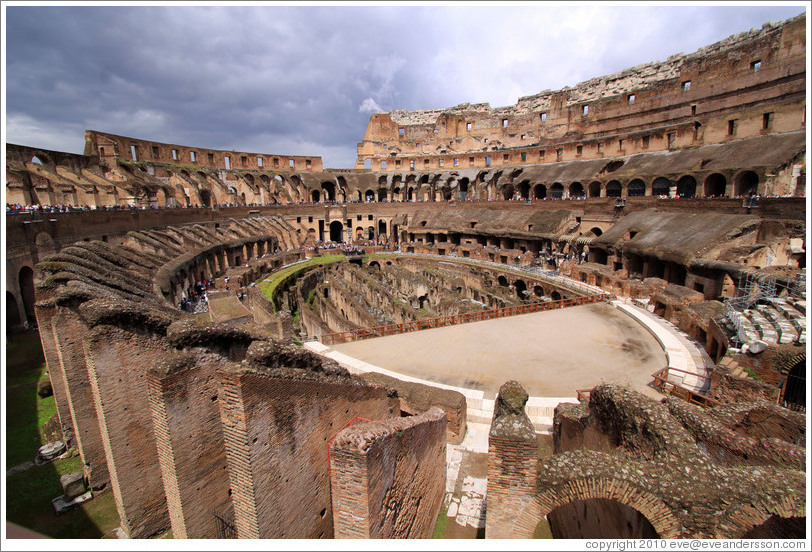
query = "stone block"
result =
(60, 472, 86, 500)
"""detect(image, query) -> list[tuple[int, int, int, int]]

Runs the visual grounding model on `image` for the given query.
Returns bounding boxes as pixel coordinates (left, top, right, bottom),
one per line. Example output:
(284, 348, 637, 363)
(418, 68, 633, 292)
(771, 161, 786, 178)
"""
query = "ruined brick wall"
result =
(217, 367, 396, 538)
(708, 363, 781, 404)
(329, 407, 446, 538)
(84, 130, 323, 172)
(83, 322, 172, 538)
(357, 15, 805, 170)
(360, 372, 467, 445)
(486, 381, 539, 539)
(146, 352, 234, 539)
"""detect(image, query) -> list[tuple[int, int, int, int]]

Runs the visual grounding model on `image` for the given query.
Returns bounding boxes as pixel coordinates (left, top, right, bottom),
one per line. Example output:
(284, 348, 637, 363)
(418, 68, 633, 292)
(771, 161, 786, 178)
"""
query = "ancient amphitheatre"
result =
(4, 12, 808, 541)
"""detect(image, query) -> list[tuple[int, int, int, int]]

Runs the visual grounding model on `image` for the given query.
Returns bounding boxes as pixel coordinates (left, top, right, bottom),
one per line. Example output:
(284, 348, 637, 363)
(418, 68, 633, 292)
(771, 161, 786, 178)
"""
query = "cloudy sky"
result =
(3, 2, 806, 168)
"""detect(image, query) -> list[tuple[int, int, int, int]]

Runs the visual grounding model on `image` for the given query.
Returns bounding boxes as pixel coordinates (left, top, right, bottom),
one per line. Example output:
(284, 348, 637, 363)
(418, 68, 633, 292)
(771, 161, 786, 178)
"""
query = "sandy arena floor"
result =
(331, 302, 667, 400)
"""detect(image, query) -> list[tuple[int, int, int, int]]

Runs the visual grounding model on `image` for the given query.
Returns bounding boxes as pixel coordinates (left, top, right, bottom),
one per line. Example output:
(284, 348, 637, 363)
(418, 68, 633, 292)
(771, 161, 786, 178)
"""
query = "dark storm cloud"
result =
(4, 4, 806, 168)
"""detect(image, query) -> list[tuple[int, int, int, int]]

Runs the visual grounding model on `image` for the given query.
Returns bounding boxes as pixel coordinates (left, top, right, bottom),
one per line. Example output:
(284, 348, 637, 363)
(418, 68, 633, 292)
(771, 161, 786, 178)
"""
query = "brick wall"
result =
(50, 305, 110, 489)
(146, 353, 234, 538)
(83, 324, 171, 538)
(217, 368, 395, 538)
(330, 407, 446, 538)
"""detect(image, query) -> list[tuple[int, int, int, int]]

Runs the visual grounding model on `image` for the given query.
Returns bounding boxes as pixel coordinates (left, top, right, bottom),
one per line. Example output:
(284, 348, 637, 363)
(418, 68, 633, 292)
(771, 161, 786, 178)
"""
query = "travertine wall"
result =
(329, 407, 446, 538)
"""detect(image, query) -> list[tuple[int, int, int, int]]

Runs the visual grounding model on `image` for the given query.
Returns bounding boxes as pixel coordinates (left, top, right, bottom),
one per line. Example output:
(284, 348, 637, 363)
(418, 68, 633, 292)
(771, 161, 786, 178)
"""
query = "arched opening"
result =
(329, 221, 343, 243)
(377, 189, 387, 202)
(606, 181, 622, 197)
(533, 184, 547, 199)
(588, 227, 603, 237)
(782, 358, 806, 411)
(311, 189, 320, 203)
(652, 177, 671, 197)
(378, 220, 387, 242)
(497, 275, 509, 287)
(19, 266, 36, 327)
(355, 227, 365, 241)
(407, 187, 415, 201)
(514, 280, 527, 299)
(550, 290, 562, 301)
(569, 182, 584, 198)
(459, 178, 469, 200)
(627, 253, 644, 277)
(676, 175, 697, 198)
(199, 189, 212, 207)
(240, 192, 246, 204)
(322, 181, 335, 201)
(704, 173, 727, 197)
(369, 261, 381, 270)
(734, 171, 759, 197)
(367, 226, 375, 240)
(6, 291, 22, 332)
(502, 184, 514, 201)
(588, 181, 601, 198)
(550, 183, 564, 199)
(365, 190, 375, 202)
(741, 516, 806, 539)
(544, 499, 660, 539)
(518, 180, 531, 200)
(628, 179, 645, 197)
(533, 285, 543, 298)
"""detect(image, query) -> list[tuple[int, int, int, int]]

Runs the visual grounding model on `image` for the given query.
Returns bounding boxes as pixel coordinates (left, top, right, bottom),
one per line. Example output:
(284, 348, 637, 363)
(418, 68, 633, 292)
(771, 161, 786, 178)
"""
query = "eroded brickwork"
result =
(330, 407, 446, 538)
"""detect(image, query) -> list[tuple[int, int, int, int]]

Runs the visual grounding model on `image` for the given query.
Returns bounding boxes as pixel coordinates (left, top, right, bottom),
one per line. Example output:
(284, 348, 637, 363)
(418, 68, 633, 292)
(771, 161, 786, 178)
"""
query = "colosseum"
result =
(4, 13, 807, 540)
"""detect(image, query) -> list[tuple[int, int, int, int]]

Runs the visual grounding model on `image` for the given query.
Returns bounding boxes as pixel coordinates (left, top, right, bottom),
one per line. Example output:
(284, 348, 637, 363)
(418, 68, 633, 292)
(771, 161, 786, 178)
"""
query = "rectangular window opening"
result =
(172, 149, 178, 161)
(191, 151, 197, 162)
(466, 122, 472, 131)
(241, 156, 247, 166)
(289, 159, 295, 169)
(502, 118, 508, 128)
(152, 146, 159, 158)
(628, 94, 635, 104)
(398, 127, 405, 136)
(762, 112, 773, 130)
(521, 152, 527, 162)
(208, 153, 215, 163)
(224, 156, 231, 169)
(540, 112, 547, 122)
(582, 105, 589, 116)
(727, 119, 737, 136)
(257, 157, 263, 167)
(130, 145, 138, 161)
(682, 80, 691, 92)
(751, 60, 761, 72)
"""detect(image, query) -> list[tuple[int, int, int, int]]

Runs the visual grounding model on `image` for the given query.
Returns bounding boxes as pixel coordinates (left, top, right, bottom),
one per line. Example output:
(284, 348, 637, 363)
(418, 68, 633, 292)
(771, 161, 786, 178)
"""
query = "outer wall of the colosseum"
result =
(216, 371, 397, 538)
(329, 408, 447, 539)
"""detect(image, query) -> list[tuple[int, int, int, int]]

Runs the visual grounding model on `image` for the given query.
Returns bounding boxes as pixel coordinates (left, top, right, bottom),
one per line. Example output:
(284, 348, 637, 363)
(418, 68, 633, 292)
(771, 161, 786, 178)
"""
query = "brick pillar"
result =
(217, 367, 393, 539)
(486, 380, 539, 539)
(146, 353, 233, 538)
(84, 324, 170, 538)
(32, 300, 74, 442)
(51, 305, 110, 490)
(330, 408, 446, 539)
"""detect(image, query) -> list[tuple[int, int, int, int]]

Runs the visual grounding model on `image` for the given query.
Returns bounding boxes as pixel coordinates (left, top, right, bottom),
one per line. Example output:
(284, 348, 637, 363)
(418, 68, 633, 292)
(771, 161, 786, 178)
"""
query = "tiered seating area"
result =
(727, 296, 807, 347)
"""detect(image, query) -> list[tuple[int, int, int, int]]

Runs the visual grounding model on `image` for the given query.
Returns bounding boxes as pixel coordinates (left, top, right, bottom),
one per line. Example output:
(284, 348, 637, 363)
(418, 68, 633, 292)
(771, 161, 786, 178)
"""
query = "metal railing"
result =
(321, 293, 612, 345)
(651, 366, 719, 408)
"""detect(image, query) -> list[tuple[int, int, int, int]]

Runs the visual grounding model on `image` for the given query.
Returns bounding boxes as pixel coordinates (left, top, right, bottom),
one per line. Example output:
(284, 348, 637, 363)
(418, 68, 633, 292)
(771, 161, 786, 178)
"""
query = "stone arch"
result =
(518, 180, 531, 200)
(322, 181, 335, 201)
(550, 183, 564, 199)
(569, 182, 584, 198)
(501, 183, 514, 201)
(606, 180, 622, 197)
(676, 175, 697, 198)
(199, 189, 212, 207)
(311, 189, 321, 203)
(512, 478, 683, 539)
(588, 181, 602, 198)
(329, 220, 343, 243)
(19, 265, 36, 326)
(628, 179, 646, 197)
(364, 189, 375, 202)
(652, 177, 671, 197)
(533, 184, 546, 199)
(715, 498, 806, 539)
(704, 173, 727, 197)
(781, 353, 806, 410)
(514, 279, 527, 299)
(734, 170, 759, 197)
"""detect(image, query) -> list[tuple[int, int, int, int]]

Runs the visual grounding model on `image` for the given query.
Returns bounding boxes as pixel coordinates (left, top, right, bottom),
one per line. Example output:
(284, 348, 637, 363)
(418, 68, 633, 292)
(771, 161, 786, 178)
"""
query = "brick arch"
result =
(714, 496, 806, 538)
(512, 478, 683, 539)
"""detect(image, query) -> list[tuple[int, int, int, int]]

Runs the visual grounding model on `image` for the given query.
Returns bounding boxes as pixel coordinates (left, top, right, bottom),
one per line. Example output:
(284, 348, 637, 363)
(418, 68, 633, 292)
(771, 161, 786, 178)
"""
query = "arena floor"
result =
(331, 302, 667, 400)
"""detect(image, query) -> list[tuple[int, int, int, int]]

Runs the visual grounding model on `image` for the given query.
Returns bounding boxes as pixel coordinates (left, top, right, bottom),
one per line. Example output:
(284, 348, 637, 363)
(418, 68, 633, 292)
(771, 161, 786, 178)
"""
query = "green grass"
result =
(433, 506, 450, 538)
(257, 255, 344, 309)
(5, 330, 122, 538)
